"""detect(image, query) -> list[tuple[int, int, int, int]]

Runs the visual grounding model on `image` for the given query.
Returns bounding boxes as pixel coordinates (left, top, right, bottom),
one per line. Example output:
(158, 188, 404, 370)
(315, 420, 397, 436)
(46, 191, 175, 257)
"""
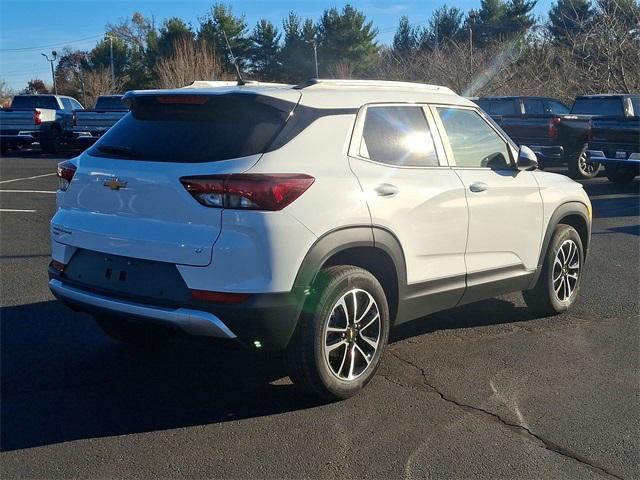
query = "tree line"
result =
(3, 0, 638, 107)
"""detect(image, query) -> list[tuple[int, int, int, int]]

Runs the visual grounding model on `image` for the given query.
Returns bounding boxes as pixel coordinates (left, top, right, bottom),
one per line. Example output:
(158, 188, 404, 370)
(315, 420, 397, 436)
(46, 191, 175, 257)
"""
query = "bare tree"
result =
(82, 68, 127, 107)
(155, 37, 228, 88)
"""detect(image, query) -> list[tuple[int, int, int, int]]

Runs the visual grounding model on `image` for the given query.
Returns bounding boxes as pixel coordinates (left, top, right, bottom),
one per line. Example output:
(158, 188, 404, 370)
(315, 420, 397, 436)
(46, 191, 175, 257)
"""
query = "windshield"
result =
(88, 93, 294, 163)
(10, 96, 58, 110)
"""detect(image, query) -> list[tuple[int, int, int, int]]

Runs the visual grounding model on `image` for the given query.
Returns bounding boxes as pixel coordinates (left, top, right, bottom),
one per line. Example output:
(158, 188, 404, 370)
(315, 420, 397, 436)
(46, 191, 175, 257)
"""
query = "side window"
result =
(70, 99, 84, 110)
(544, 100, 569, 115)
(359, 106, 439, 167)
(491, 100, 518, 115)
(61, 98, 74, 111)
(436, 107, 511, 169)
(523, 99, 544, 114)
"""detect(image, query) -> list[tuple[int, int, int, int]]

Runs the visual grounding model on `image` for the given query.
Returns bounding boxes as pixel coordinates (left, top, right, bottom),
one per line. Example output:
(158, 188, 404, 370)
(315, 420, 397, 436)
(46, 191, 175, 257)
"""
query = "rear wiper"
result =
(97, 145, 140, 158)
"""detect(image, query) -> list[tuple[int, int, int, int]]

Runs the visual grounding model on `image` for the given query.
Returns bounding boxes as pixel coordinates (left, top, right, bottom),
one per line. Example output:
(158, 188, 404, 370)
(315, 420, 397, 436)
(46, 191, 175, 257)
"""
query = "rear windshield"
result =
(88, 93, 294, 162)
(571, 98, 623, 116)
(94, 96, 126, 110)
(10, 96, 58, 110)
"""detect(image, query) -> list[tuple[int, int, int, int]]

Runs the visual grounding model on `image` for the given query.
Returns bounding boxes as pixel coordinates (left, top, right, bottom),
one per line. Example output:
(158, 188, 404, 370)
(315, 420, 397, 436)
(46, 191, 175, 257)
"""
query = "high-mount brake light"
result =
(155, 95, 209, 105)
(180, 174, 315, 211)
(33, 110, 42, 125)
(57, 160, 77, 191)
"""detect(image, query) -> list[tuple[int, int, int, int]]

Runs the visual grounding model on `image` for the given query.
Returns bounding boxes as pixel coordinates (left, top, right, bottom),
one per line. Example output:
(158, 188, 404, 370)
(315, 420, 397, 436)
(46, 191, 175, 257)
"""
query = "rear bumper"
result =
(586, 150, 640, 169)
(529, 145, 564, 165)
(49, 270, 306, 351)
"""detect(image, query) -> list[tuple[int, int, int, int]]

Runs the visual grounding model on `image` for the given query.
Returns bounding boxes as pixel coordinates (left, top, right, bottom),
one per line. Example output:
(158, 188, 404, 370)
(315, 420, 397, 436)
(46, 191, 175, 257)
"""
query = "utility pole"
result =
(306, 39, 319, 78)
(467, 12, 477, 96)
(108, 35, 115, 83)
(41, 51, 57, 94)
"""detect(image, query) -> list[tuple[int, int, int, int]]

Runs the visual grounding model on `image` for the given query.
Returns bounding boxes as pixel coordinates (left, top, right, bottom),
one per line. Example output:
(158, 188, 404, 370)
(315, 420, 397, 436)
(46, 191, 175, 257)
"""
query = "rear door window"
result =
(95, 96, 125, 110)
(88, 93, 294, 163)
(490, 100, 519, 115)
(523, 99, 544, 114)
(571, 98, 623, 116)
(544, 100, 569, 115)
(359, 105, 439, 167)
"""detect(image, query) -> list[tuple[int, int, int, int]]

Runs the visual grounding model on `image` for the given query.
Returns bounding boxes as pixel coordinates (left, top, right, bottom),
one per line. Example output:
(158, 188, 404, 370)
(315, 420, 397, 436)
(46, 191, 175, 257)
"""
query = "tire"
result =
(285, 265, 390, 400)
(606, 167, 636, 184)
(40, 127, 62, 154)
(567, 145, 601, 180)
(523, 224, 584, 316)
(94, 315, 174, 349)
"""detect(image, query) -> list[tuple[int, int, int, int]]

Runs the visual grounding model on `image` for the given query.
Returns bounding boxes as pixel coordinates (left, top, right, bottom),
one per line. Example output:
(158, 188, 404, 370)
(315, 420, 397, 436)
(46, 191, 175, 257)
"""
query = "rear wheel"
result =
(94, 315, 175, 348)
(567, 145, 601, 180)
(285, 265, 390, 400)
(606, 167, 636, 184)
(523, 224, 583, 316)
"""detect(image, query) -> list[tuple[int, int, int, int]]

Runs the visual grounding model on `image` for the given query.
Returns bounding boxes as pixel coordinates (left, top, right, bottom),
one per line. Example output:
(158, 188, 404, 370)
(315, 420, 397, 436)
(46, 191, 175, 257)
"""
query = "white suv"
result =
(50, 80, 591, 399)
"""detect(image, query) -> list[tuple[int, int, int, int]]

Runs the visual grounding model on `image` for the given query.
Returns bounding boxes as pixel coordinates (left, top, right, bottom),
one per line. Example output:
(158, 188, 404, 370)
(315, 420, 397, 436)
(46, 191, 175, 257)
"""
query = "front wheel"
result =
(285, 265, 390, 400)
(567, 146, 601, 180)
(523, 224, 584, 316)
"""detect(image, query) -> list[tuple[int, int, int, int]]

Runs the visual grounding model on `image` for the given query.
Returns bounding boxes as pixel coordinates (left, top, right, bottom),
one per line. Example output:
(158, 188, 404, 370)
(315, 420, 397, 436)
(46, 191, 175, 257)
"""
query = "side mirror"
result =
(517, 145, 538, 171)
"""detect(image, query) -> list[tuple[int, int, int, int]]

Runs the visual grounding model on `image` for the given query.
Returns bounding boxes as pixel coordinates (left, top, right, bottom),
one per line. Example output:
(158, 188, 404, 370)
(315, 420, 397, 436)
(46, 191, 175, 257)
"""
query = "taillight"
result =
(72, 111, 77, 127)
(190, 289, 250, 304)
(57, 160, 77, 191)
(548, 117, 560, 140)
(180, 174, 315, 211)
(33, 110, 42, 125)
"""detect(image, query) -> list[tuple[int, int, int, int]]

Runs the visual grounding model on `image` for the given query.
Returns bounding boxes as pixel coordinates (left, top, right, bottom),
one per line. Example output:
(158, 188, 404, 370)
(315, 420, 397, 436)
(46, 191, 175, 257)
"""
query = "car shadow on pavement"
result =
(1, 294, 545, 452)
(582, 177, 639, 219)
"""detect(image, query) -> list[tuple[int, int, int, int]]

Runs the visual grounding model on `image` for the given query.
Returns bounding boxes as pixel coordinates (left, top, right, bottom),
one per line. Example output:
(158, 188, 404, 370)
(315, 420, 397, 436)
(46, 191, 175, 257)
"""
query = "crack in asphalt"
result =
(385, 349, 625, 480)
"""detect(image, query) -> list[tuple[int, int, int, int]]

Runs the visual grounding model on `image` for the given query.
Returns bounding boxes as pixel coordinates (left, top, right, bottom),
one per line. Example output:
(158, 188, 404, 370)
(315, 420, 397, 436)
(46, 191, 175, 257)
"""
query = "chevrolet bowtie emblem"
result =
(104, 178, 127, 190)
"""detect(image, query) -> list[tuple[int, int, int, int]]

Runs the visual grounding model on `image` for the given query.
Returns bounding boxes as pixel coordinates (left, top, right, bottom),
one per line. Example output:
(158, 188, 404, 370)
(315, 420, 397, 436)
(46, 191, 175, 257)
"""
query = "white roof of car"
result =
(125, 79, 473, 109)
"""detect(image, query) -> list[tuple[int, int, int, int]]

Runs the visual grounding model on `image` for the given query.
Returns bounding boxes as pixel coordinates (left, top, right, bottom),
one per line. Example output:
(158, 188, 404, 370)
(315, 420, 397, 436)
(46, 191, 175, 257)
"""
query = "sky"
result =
(1, 0, 554, 91)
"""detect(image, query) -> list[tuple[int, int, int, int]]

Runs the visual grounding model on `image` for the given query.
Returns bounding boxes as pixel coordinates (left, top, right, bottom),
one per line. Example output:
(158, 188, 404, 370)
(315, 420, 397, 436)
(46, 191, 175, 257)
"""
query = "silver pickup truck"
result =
(70, 95, 127, 149)
(0, 94, 83, 154)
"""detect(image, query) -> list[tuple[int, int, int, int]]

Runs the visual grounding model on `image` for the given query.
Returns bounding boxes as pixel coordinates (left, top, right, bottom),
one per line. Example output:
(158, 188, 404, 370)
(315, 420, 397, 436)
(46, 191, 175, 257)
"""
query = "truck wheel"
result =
(94, 315, 174, 349)
(606, 167, 636, 184)
(567, 146, 601, 180)
(523, 224, 584, 316)
(40, 127, 62, 154)
(285, 265, 390, 400)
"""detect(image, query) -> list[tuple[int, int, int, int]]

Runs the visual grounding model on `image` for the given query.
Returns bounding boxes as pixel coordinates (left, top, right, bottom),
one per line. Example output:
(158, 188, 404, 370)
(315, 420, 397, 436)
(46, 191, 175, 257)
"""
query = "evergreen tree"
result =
(392, 16, 418, 56)
(502, 0, 538, 37)
(420, 5, 464, 50)
(280, 12, 317, 81)
(250, 20, 281, 80)
(316, 4, 379, 76)
(549, 0, 593, 43)
(157, 18, 195, 58)
(198, 3, 250, 72)
(471, 0, 508, 45)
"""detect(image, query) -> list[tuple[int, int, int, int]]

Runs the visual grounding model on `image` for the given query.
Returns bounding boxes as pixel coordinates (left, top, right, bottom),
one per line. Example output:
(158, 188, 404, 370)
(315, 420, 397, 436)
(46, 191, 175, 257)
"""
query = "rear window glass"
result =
(88, 94, 293, 162)
(523, 99, 544, 114)
(571, 98, 623, 116)
(95, 96, 126, 110)
(630, 97, 640, 117)
(10, 96, 58, 109)
(490, 100, 519, 115)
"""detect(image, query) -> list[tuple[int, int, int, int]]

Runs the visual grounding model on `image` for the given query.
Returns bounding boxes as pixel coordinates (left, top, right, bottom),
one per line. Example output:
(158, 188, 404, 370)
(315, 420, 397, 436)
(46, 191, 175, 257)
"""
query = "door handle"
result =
(374, 183, 399, 197)
(469, 182, 488, 193)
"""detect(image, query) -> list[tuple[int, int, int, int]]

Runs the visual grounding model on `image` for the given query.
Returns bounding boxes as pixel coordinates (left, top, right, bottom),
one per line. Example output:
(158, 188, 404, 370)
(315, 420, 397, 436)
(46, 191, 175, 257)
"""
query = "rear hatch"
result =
(53, 89, 300, 266)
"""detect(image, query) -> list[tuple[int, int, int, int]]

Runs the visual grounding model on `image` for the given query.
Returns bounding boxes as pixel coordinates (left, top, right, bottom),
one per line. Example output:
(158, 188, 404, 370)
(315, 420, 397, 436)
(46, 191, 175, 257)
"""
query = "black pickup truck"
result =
(473, 96, 570, 168)
(561, 94, 639, 183)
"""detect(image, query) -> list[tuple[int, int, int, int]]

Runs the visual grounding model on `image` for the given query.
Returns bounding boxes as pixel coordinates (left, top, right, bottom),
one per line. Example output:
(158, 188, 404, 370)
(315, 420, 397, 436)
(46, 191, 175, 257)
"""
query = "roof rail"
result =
(182, 80, 293, 89)
(296, 78, 456, 94)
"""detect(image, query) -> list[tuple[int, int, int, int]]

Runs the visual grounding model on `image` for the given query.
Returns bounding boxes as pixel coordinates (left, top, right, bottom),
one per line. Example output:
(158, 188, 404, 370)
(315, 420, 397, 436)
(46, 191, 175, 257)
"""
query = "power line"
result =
(0, 34, 105, 52)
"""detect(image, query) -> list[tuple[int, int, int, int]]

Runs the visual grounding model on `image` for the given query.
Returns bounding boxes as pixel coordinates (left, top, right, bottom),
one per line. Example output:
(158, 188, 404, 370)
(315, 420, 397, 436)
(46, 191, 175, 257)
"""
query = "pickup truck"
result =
(472, 96, 570, 168)
(70, 95, 127, 149)
(585, 95, 640, 184)
(0, 94, 83, 154)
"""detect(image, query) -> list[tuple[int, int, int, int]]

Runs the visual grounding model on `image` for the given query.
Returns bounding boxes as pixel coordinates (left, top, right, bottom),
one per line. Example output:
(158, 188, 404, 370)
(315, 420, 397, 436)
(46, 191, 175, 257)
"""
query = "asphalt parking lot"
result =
(1, 151, 638, 479)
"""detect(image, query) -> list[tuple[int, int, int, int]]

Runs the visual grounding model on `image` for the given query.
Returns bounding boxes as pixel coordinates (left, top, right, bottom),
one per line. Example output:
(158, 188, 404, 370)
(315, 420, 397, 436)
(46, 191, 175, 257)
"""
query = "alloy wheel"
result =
(322, 288, 381, 381)
(553, 239, 580, 302)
